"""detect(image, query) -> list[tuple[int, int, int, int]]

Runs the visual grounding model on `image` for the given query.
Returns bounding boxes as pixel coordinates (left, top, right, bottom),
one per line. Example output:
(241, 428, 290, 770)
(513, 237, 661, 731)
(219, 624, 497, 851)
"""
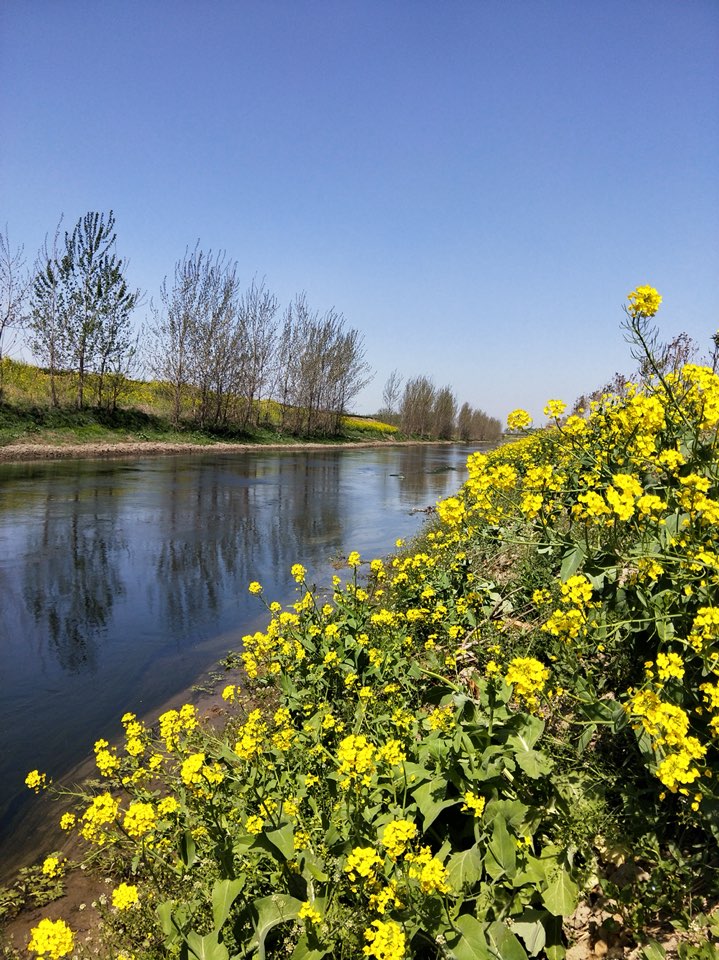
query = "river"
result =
(0, 442, 488, 876)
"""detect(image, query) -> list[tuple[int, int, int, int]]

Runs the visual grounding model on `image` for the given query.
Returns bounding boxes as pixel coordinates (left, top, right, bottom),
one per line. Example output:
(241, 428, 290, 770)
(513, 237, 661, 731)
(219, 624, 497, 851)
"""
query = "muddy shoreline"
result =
(0, 438, 451, 464)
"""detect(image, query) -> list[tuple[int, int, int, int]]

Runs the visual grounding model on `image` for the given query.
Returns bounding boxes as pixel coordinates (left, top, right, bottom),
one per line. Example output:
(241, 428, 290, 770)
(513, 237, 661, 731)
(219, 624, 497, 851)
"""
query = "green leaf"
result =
(507, 725, 554, 779)
(447, 845, 484, 891)
(446, 915, 494, 960)
(212, 879, 245, 932)
(510, 910, 547, 956)
(641, 942, 666, 960)
(185, 930, 229, 960)
(250, 895, 304, 960)
(412, 778, 455, 830)
(180, 829, 197, 868)
(156, 900, 184, 947)
(541, 867, 579, 917)
(289, 935, 329, 960)
(486, 816, 516, 880)
(487, 920, 529, 960)
(560, 544, 585, 580)
(508, 714, 545, 750)
(265, 822, 295, 861)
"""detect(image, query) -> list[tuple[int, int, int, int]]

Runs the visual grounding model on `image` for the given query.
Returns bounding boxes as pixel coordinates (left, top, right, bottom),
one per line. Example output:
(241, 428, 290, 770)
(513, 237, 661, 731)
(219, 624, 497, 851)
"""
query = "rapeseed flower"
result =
(363, 919, 406, 959)
(627, 285, 662, 317)
(27, 918, 74, 959)
(112, 882, 140, 910)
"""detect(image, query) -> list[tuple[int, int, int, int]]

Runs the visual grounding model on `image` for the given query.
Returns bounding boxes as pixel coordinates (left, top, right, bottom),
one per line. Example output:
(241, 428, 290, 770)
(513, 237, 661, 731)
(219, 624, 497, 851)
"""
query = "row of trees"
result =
(1, 212, 500, 440)
(379, 370, 501, 440)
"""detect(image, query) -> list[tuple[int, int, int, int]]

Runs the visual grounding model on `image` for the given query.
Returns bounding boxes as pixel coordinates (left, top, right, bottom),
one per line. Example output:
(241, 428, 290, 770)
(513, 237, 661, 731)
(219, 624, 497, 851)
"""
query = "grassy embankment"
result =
(5, 350, 719, 959)
(0, 358, 399, 452)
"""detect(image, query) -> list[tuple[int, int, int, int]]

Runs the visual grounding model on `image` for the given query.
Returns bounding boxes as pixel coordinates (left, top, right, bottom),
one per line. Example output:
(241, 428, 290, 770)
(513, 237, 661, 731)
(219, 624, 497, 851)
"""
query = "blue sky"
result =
(2, 0, 718, 423)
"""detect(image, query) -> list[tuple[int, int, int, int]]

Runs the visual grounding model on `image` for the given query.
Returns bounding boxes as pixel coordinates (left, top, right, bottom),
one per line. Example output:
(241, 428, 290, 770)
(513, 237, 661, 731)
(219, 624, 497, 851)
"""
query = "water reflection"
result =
(0, 443, 493, 874)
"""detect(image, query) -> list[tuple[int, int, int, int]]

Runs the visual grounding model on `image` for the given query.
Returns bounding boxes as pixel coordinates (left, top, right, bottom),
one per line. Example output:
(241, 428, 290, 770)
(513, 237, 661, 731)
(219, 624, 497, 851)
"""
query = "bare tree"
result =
(28, 223, 67, 407)
(0, 226, 31, 397)
(379, 368, 403, 424)
(236, 278, 279, 428)
(457, 401, 472, 441)
(433, 385, 457, 439)
(149, 246, 240, 428)
(274, 294, 373, 436)
(400, 375, 436, 437)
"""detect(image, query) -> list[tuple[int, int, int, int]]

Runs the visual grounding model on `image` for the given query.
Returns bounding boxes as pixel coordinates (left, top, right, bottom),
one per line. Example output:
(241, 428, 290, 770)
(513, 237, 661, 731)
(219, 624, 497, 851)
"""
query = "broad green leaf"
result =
(265, 822, 295, 861)
(186, 930, 229, 960)
(447, 845, 484, 891)
(250, 895, 304, 960)
(486, 816, 516, 880)
(487, 920, 528, 960)
(541, 867, 579, 917)
(446, 915, 493, 960)
(484, 799, 529, 831)
(290, 935, 329, 960)
(212, 879, 245, 932)
(560, 544, 585, 580)
(156, 900, 184, 947)
(512, 746, 554, 779)
(510, 910, 547, 956)
(509, 714, 545, 750)
(413, 778, 455, 830)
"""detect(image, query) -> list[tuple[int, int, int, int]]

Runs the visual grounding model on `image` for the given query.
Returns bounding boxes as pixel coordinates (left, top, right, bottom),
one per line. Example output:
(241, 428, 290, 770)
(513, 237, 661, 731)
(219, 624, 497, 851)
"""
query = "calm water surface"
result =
(0, 443, 489, 872)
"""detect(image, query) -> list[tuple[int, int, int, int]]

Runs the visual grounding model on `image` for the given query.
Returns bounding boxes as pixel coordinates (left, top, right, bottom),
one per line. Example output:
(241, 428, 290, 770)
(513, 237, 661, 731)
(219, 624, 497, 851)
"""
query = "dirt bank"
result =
(0, 438, 442, 464)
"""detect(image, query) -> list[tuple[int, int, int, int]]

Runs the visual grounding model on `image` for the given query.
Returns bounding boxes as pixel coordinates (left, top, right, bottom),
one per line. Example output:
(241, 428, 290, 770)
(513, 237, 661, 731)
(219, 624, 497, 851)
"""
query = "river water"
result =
(0, 442, 487, 875)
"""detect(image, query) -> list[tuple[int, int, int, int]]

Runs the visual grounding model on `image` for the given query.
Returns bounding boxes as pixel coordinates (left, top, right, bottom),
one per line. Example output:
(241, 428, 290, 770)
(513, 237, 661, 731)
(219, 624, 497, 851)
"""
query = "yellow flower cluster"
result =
(406, 846, 450, 894)
(112, 882, 140, 910)
(505, 657, 550, 709)
(234, 709, 267, 761)
(337, 734, 377, 789)
(27, 918, 75, 959)
(381, 819, 417, 859)
(158, 704, 198, 751)
(626, 284, 662, 317)
(363, 919, 406, 959)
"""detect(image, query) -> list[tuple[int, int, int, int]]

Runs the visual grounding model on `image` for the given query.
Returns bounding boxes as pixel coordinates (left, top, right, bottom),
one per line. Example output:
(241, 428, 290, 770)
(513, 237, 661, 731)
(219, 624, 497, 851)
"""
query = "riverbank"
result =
(0, 437, 452, 464)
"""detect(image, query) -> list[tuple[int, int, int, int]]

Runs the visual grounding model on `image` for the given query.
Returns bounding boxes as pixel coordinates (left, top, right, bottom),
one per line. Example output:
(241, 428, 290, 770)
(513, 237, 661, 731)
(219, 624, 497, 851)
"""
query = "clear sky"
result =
(2, 0, 718, 423)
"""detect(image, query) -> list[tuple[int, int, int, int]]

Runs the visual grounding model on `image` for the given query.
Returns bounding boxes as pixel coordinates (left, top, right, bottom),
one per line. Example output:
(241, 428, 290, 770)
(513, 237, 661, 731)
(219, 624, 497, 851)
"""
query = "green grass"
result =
(0, 359, 399, 449)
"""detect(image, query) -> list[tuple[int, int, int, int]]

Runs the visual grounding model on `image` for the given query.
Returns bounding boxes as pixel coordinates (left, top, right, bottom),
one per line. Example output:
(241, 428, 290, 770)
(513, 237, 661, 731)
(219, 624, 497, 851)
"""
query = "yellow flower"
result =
(123, 801, 157, 838)
(112, 882, 140, 910)
(506, 409, 533, 431)
(406, 846, 450, 894)
(461, 791, 486, 818)
(345, 846, 382, 880)
(291, 563, 306, 583)
(248, 581, 263, 595)
(59, 813, 76, 831)
(298, 901, 322, 925)
(381, 819, 417, 859)
(627, 285, 662, 317)
(27, 918, 75, 959)
(543, 399, 566, 419)
(245, 814, 264, 834)
(656, 652, 685, 682)
(505, 657, 549, 707)
(25, 770, 48, 793)
(347, 550, 361, 568)
(363, 919, 406, 959)
(41, 856, 63, 878)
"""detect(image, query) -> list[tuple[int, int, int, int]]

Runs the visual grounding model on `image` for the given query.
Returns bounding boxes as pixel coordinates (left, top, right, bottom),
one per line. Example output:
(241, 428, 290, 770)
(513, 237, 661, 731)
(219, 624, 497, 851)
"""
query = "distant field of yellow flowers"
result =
(9, 287, 719, 959)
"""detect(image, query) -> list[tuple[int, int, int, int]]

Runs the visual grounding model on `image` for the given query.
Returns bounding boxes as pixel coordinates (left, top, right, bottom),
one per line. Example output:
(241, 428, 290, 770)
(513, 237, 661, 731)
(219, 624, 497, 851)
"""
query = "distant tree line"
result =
(378, 369, 501, 441)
